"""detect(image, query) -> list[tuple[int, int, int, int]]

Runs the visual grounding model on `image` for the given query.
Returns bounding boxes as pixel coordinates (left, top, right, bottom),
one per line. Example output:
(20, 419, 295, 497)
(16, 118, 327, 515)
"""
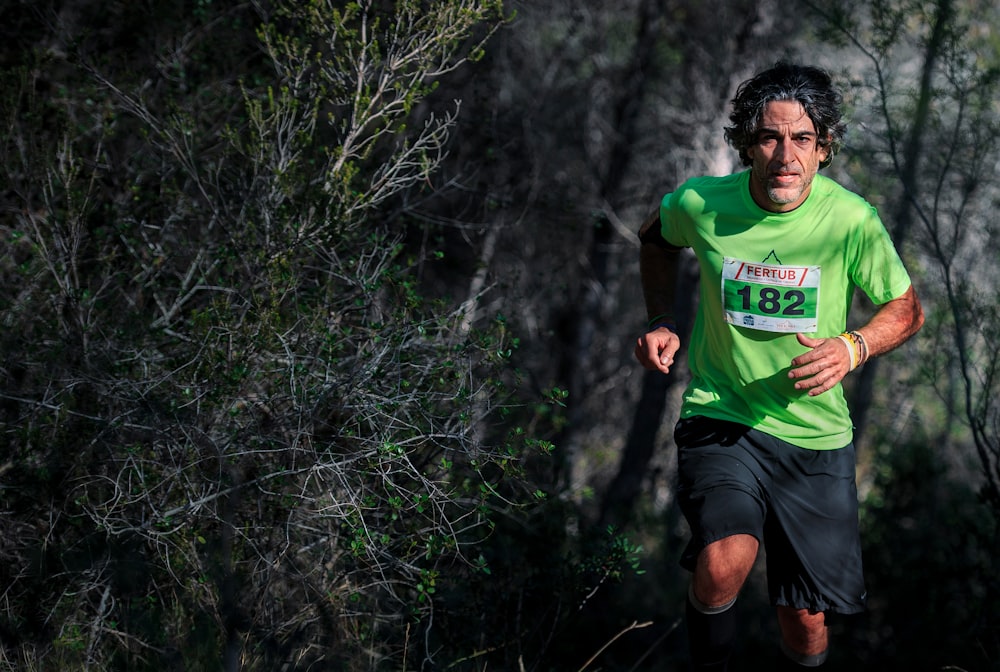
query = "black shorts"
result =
(674, 416, 867, 615)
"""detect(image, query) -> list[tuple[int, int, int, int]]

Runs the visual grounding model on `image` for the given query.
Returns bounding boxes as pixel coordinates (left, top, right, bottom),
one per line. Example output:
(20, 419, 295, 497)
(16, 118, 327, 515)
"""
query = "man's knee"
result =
(692, 534, 759, 606)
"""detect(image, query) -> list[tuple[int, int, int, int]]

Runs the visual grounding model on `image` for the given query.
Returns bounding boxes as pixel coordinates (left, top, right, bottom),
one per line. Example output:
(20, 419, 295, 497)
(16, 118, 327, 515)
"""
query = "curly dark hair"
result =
(724, 61, 846, 169)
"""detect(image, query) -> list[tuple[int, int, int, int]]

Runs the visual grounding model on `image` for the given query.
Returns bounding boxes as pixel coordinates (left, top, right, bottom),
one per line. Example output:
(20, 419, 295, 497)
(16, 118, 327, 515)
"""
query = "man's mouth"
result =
(770, 171, 800, 185)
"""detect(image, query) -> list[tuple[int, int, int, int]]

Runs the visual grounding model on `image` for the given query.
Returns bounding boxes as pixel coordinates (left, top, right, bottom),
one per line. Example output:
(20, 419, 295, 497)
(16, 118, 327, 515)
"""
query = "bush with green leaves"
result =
(0, 2, 563, 670)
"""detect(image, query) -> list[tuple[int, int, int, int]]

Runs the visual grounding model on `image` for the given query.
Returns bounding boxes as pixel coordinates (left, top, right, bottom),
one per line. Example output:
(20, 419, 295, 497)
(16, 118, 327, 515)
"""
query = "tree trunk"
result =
(850, 0, 953, 448)
(553, 0, 668, 488)
(600, 253, 698, 529)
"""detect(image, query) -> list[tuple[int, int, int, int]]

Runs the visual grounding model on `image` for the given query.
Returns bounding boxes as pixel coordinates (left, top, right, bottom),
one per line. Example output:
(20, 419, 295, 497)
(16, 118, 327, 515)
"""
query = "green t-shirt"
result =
(660, 170, 912, 450)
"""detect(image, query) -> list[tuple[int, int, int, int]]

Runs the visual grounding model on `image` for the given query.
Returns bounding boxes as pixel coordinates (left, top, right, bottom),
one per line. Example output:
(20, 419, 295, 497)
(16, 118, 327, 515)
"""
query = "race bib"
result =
(721, 257, 820, 333)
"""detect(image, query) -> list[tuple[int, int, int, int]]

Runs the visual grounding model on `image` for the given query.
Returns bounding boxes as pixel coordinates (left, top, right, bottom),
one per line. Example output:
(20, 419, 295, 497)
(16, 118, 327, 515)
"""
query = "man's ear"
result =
(818, 135, 832, 162)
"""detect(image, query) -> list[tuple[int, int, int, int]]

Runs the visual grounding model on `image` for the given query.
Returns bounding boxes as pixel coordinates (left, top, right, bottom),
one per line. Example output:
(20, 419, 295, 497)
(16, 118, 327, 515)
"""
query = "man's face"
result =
(746, 99, 830, 213)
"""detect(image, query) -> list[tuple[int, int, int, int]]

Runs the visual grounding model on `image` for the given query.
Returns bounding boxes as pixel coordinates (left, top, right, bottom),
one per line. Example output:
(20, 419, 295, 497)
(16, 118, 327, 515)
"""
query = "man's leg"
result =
(766, 438, 865, 669)
(776, 606, 828, 668)
(687, 534, 758, 671)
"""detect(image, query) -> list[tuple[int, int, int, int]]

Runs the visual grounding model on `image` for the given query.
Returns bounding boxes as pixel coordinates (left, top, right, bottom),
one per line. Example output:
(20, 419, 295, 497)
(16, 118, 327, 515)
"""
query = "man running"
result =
(634, 62, 924, 670)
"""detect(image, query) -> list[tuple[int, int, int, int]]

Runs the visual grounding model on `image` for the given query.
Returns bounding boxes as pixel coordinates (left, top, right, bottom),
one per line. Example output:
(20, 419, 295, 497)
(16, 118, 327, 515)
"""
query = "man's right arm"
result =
(634, 210, 683, 374)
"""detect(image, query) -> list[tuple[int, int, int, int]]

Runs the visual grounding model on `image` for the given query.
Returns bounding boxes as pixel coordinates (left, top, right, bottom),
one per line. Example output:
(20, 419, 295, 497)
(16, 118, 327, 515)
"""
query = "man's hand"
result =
(788, 333, 852, 396)
(634, 326, 681, 375)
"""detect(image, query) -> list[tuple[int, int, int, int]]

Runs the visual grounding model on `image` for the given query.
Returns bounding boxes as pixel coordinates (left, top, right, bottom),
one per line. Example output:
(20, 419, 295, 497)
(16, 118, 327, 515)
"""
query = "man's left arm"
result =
(789, 285, 925, 396)
(850, 284, 925, 358)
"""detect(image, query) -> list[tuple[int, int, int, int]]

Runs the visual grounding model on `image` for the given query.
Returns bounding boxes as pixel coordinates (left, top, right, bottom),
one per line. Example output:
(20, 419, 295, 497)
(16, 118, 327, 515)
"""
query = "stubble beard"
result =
(765, 172, 813, 207)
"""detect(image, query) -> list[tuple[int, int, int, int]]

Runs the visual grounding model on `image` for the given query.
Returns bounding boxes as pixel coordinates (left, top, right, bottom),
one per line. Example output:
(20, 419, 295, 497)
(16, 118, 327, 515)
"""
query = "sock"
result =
(777, 640, 828, 669)
(686, 585, 738, 671)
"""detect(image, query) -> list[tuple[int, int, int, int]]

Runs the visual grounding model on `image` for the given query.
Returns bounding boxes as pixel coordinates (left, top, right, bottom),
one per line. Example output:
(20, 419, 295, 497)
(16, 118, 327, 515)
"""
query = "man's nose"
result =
(774, 138, 794, 162)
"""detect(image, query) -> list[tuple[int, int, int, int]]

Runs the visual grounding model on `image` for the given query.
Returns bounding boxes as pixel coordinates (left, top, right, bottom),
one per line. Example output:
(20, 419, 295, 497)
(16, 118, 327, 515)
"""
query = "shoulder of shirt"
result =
(810, 173, 878, 215)
(675, 172, 745, 193)
(666, 172, 745, 207)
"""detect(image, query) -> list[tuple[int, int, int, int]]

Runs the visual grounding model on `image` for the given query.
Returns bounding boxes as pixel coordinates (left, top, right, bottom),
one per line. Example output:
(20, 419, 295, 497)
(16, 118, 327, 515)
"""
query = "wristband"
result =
(837, 331, 869, 371)
(836, 334, 858, 370)
(647, 313, 676, 332)
(849, 330, 869, 364)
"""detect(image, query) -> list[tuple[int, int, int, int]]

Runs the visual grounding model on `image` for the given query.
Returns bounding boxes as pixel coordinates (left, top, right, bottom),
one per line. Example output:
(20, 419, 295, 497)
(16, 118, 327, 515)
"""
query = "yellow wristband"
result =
(847, 330, 869, 365)
(837, 334, 859, 371)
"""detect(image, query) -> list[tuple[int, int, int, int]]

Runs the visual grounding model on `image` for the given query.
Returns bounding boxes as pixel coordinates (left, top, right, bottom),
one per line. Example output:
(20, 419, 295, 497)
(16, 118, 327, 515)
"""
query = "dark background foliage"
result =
(1, 1, 998, 670)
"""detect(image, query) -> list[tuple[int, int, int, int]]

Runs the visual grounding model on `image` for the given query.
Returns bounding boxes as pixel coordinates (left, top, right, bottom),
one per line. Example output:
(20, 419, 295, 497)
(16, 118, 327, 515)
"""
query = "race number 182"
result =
(725, 282, 816, 318)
